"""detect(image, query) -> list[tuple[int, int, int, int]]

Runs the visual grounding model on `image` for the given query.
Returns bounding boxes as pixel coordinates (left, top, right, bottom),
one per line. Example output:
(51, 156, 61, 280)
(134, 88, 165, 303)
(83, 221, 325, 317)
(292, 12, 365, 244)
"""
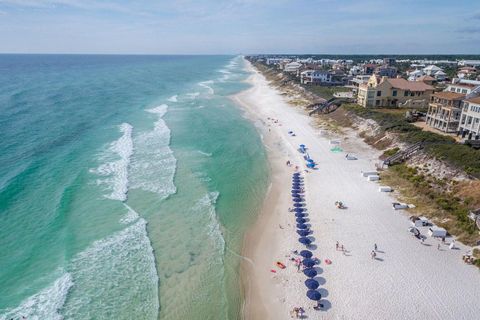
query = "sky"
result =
(0, 0, 479, 54)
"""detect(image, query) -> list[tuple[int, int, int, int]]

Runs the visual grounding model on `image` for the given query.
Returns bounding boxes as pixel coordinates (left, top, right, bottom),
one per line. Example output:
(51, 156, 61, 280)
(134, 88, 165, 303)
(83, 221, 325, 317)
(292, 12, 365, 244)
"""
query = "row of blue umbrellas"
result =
(291, 173, 322, 304)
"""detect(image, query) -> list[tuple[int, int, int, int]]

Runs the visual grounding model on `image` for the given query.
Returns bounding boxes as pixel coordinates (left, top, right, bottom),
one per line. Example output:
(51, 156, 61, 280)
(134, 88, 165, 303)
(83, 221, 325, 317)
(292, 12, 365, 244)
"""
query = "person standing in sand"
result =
(374, 243, 378, 251)
(336, 241, 339, 250)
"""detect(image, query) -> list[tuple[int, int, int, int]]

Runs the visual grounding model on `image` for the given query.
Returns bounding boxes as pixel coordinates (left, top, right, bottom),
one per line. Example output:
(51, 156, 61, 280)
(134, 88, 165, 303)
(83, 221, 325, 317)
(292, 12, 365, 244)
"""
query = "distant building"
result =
(383, 57, 396, 66)
(459, 60, 480, 67)
(374, 65, 397, 78)
(459, 97, 480, 140)
(363, 63, 377, 75)
(357, 75, 434, 108)
(423, 65, 446, 81)
(425, 92, 465, 133)
(266, 58, 282, 65)
(457, 67, 477, 79)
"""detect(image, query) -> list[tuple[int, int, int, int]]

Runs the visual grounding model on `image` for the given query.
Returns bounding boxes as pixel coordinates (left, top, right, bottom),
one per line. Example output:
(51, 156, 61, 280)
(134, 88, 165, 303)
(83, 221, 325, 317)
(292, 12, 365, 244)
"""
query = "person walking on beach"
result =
(374, 243, 378, 251)
(437, 243, 441, 250)
(340, 244, 344, 252)
(336, 241, 339, 250)
(371, 250, 376, 259)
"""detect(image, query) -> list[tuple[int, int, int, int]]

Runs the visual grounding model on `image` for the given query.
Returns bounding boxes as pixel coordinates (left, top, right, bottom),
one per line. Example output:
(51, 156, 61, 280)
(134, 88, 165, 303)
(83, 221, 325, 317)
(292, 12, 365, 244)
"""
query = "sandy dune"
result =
(237, 61, 480, 320)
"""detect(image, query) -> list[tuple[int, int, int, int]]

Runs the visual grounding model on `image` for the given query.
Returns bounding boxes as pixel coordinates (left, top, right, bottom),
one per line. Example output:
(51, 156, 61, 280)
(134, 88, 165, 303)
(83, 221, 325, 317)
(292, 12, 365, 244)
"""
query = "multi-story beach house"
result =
(283, 62, 302, 73)
(425, 92, 465, 133)
(357, 75, 434, 108)
(300, 70, 333, 85)
(458, 97, 480, 140)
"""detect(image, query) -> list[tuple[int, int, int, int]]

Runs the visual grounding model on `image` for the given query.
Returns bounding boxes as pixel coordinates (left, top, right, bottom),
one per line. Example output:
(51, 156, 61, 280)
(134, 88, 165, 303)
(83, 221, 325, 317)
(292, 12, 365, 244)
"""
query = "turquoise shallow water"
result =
(0, 55, 268, 319)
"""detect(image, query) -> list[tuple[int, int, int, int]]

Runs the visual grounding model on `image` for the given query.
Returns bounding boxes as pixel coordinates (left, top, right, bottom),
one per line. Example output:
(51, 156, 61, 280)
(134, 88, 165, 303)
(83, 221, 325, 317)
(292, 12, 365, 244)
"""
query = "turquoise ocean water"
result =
(0, 55, 269, 319)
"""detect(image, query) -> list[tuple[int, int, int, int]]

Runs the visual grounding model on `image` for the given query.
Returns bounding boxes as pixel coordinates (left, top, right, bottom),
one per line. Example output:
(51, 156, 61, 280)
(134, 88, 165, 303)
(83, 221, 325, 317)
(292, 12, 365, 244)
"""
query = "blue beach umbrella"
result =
(299, 237, 311, 245)
(297, 223, 308, 229)
(306, 290, 322, 301)
(293, 203, 304, 208)
(293, 198, 302, 203)
(293, 173, 300, 176)
(302, 258, 315, 267)
(294, 208, 304, 213)
(303, 268, 317, 278)
(299, 250, 313, 258)
(296, 218, 306, 224)
(295, 213, 306, 218)
(291, 189, 302, 194)
(291, 193, 301, 198)
(300, 144, 306, 148)
(305, 279, 320, 290)
(297, 230, 310, 236)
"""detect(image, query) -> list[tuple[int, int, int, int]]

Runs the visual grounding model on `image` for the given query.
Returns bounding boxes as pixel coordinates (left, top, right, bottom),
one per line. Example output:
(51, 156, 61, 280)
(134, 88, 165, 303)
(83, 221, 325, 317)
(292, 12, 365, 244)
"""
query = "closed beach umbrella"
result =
(302, 258, 315, 267)
(299, 237, 311, 245)
(293, 203, 304, 208)
(296, 218, 306, 224)
(294, 208, 304, 213)
(303, 268, 317, 278)
(297, 223, 308, 229)
(306, 290, 322, 301)
(305, 279, 320, 290)
(300, 250, 313, 258)
(297, 230, 310, 236)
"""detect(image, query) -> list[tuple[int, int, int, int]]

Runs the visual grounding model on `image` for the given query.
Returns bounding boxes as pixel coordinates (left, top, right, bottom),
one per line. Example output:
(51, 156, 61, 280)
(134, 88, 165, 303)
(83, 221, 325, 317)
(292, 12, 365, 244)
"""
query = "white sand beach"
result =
(236, 61, 480, 320)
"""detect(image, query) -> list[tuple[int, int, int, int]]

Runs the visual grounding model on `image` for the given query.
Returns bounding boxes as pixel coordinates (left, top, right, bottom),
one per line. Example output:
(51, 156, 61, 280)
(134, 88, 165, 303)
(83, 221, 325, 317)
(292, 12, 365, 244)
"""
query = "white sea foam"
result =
(186, 92, 200, 99)
(167, 95, 178, 102)
(198, 81, 215, 95)
(63, 219, 159, 319)
(218, 69, 231, 74)
(197, 150, 212, 157)
(0, 273, 73, 320)
(120, 203, 140, 224)
(197, 192, 225, 253)
(92, 123, 133, 202)
(130, 105, 177, 198)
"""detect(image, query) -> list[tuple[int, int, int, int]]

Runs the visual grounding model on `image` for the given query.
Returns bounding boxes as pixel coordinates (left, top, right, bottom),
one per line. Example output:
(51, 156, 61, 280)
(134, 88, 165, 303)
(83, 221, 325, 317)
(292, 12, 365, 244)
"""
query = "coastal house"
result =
(357, 75, 434, 108)
(416, 75, 436, 86)
(459, 60, 480, 67)
(458, 97, 480, 140)
(457, 67, 477, 79)
(300, 70, 333, 85)
(284, 62, 302, 73)
(374, 65, 397, 78)
(362, 63, 377, 75)
(425, 92, 465, 133)
(408, 69, 425, 81)
(423, 65, 446, 81)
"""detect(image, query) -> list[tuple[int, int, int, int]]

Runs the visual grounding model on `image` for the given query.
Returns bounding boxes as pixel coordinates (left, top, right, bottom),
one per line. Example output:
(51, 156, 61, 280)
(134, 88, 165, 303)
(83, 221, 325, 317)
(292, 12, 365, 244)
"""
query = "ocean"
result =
(0, 55, 269, 319)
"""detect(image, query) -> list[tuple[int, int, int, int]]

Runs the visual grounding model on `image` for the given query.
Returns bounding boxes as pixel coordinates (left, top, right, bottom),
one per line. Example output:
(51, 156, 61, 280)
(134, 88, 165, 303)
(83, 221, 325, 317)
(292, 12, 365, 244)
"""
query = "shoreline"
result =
(234, 59, 480, 320)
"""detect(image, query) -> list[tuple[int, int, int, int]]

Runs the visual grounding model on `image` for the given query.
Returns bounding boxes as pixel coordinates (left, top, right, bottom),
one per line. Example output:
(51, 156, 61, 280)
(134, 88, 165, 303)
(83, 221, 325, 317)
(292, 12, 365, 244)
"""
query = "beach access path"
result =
(236, 60, 480, 320)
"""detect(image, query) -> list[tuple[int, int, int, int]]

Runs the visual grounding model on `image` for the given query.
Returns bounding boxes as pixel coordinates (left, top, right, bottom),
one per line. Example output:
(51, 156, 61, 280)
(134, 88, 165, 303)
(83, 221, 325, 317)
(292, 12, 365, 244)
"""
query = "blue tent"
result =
(297, 230, 310, 236)
(296, 218, 306, 224)
(299, 237, 311, 245)
(299, 250, 313, 258)
(305, 279, 319, 290)
(303, 268, 317, 278)
(297, 223, 308, 229)
(306, 290, 322, 301)
(302, 258, 315, 267)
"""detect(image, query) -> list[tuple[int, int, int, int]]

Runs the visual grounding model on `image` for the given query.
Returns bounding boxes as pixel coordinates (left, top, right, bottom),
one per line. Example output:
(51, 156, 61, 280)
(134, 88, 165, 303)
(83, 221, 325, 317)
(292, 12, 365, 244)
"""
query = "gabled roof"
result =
(432, 91, 465, 100)
(386, 78, 434, 91)
(417, 75, 435, 81)
(466, 97, 480, 105)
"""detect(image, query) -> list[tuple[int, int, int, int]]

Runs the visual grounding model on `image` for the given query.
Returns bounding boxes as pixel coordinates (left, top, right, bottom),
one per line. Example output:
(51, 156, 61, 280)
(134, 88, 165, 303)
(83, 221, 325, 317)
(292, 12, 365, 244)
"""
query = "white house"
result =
(284, 62, 302, 73)
(423, 65, 446, 81)
(408, 69, 425, 81)
(300, 70, 333, 85)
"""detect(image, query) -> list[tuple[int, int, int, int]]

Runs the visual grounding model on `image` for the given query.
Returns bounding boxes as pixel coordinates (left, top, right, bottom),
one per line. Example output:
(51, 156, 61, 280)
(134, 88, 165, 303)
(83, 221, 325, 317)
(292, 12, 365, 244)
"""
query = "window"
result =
(392, 90, 397, 96)
(404, 91, 409, 96)
(375, 100, 380, 106)
(377, 91, 381, 97)
(462, 89, 467, 94)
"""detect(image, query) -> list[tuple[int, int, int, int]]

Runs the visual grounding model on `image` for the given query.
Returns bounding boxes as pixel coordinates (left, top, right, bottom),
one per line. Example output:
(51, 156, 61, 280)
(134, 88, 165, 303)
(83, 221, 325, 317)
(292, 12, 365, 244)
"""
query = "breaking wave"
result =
(91, 123, 133, 202)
